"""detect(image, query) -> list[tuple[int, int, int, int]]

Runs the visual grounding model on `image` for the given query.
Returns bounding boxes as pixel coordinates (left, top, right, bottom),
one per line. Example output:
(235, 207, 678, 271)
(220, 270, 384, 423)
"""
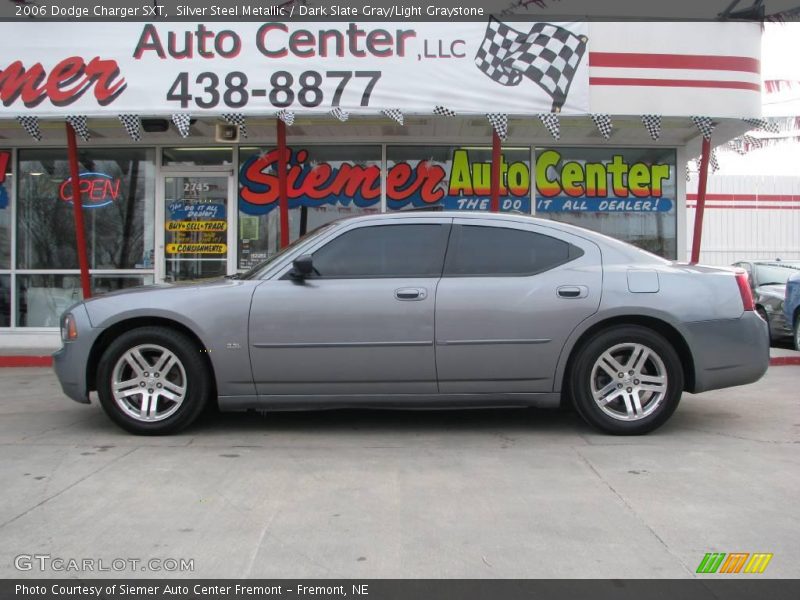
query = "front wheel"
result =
(96, 326, 211, 435)
(569, 325, 684, 435)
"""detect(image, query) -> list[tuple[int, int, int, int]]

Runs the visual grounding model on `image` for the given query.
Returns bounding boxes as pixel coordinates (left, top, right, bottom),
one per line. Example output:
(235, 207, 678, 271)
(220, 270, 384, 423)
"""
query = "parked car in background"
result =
(731, 259, 800, 343)
(784, 273, 800, 350)
(53, 213, 769, 436)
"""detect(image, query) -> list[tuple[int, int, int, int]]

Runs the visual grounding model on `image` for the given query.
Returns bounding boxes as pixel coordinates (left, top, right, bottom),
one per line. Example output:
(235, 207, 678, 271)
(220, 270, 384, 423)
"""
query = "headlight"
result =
(61, 313, 78, 341)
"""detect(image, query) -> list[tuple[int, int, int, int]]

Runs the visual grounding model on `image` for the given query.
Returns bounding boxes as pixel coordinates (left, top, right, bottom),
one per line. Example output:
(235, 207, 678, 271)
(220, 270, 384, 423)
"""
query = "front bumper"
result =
(685, 311, 770, 394)
(52, 304, 98, 404)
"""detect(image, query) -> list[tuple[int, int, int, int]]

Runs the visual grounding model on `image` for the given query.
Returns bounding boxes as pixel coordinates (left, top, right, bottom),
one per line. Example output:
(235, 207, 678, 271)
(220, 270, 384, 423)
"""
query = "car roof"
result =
(738, 259, 800, 267)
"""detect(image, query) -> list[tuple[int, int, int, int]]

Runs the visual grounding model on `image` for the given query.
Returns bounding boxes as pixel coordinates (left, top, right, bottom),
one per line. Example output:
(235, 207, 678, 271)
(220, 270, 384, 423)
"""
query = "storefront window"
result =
(16, 274, 153, 328)
(237, 145, 380, 269)
(0, 275, 9, 327)
(386, 146, 531, 213)
(0, 149, 10, 269)
(17, 148, 155, 270)
(534, 147, 678, 258)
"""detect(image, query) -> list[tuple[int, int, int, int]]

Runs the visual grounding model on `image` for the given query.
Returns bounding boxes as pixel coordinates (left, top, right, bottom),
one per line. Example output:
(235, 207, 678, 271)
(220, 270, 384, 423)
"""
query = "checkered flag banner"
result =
(685, 161, 691, 182)
(709, 148, 719, 173)
(172, 113, 192, 138)
(66, 115, 90, 142)
(330, 107, 350, 122)
(742, 118, 780, 133)
(486, 113, 508, 141)
(433, 106, 457, 117)
(475, 17, 588, 112)
(277, 109, 295, 126)
(591, 114, 612, 140)
(691, 116, 715, 141)
(17, 116, 42, 141)
(118, 114, 141, 141)
(382, 109, 404, 126)
(641, 115, 662, 140)
(539, 113, 560, 140)
(221, 114, 248, 138)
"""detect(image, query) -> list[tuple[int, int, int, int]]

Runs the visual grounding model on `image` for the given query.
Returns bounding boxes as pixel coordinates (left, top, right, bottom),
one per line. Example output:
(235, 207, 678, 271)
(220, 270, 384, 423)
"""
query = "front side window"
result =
(312, 224, 448, 278)
(445, 225, 574, 277)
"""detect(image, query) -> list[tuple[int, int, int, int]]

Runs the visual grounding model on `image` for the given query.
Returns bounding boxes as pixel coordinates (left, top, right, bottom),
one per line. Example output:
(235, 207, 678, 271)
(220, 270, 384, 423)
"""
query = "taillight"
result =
(735, 270, 755, 311)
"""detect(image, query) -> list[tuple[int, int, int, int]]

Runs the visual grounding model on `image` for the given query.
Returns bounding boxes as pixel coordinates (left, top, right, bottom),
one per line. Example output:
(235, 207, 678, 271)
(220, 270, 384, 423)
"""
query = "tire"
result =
(794, 319, 800, 352)
(96, 326, 211, 435)
(569, 325, 684, 435)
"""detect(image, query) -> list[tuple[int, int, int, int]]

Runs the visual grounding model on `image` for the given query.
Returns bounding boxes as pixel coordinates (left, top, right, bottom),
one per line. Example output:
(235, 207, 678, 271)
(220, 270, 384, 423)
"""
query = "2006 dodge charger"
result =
(53, 213, 769, 435)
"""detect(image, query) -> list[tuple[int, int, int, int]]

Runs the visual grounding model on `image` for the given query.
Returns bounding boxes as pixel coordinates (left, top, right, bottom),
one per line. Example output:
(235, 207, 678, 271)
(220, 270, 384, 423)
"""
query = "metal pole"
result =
(277, 119, 290, 249)
(65, 123, 92, 299)
(690, 136, 712, 264)
(490, 130, 501, 213)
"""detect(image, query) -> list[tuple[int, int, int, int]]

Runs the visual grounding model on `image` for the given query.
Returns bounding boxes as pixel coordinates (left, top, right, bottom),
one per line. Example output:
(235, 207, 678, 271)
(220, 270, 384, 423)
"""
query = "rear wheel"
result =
(756, 307, 773, 345)
(96, 327, 211, 435)
(569, 325, 683, 435)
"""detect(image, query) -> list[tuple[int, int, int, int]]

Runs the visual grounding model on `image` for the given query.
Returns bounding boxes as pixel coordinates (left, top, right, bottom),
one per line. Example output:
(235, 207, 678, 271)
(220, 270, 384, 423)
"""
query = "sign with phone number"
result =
(0, 21, 590, 116)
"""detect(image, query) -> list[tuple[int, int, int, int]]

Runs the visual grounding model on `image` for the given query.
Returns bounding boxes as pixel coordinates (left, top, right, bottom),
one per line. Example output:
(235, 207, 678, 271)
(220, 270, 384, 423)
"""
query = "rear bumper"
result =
(685, 311, 770, 394)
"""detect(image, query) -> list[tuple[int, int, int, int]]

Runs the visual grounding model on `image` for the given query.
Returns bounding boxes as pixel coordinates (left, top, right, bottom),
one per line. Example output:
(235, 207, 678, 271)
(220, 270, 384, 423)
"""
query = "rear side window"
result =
(312, 224, 449, 278)
(444, 225, 579, 276)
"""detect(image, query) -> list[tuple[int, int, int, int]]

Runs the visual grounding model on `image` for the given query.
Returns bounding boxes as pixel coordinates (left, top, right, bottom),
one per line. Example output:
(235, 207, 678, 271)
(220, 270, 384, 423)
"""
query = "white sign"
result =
(0, 20, 590, 117)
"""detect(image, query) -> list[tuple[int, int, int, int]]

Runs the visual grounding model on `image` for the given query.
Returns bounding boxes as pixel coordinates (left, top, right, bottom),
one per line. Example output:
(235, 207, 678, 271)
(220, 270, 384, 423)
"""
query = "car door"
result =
(248, 218, 451, 396)
(435, 218, 602, 394)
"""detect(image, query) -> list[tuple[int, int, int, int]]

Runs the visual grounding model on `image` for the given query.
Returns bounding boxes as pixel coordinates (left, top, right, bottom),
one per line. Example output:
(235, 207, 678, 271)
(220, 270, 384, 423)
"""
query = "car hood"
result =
(756, 283, 786, 299)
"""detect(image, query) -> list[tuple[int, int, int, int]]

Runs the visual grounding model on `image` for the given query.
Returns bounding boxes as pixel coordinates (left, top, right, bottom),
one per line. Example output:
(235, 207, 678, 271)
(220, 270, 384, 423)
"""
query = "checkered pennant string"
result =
(172, 113, 192, 138)
(486, 113, 508, 141)
(538, 113, 560, 140)
(382, 109, 404, 126)
(221, 114, 248, 138)
(727, 140, 746, 156)
(685, 161, 691, 182)
(66, 115, 90, 142)
(17, 116, 42, 141)
(329, 107, 350, 122)
(276, 109, 295, 126)
(590, 114, 612, 140)
(690, 116, 715, 141)
(475, 17, 588, 113)
(433, 106, 457, 117)
(709, 148, 719, 173)
(118, 114, 141, 141)
(641, 114, 662, 140)
(742, 118, 780, 133)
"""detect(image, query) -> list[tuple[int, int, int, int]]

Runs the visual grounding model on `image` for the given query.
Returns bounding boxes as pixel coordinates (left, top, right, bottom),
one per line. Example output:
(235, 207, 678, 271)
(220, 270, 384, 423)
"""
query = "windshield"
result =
(755, 263, 800, 286)
(237, 223, 337, 280)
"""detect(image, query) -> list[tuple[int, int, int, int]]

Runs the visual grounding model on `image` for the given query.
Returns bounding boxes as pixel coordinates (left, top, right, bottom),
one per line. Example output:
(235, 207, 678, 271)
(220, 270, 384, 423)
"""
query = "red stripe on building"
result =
(687, 194, 800, 202)
(589, 77, 760, 92)
(589, 52, 760, 74)
(687, 204, 800, 210)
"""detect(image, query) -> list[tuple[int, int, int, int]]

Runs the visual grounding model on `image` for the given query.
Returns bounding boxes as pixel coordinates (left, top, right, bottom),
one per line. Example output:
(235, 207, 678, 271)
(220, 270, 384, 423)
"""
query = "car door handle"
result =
(395, 287, 427, 301)
(557, 285, 588, 299)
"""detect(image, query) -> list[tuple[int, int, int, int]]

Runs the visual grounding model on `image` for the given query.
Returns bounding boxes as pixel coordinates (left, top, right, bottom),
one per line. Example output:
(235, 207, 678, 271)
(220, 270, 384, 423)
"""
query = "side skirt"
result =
(217, 392, 562, 412)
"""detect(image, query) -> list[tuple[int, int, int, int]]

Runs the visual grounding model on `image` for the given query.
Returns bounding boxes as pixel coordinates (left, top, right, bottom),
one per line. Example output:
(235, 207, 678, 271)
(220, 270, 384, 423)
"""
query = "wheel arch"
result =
(558, 314, 696, 401)
(86, 317, 216, 397)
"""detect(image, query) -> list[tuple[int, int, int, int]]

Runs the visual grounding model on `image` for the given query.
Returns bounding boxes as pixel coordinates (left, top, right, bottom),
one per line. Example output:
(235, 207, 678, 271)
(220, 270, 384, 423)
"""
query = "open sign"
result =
(59, 172, 121, 208)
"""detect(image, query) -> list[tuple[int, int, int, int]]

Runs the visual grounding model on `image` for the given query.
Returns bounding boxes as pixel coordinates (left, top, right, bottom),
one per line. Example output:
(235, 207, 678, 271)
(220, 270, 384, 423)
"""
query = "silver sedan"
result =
(53, 212, 769, 435)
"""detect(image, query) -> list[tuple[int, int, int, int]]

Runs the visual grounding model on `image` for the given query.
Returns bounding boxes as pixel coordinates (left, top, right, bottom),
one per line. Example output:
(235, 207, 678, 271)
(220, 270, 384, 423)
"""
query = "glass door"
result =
(162, 175, 232, 282)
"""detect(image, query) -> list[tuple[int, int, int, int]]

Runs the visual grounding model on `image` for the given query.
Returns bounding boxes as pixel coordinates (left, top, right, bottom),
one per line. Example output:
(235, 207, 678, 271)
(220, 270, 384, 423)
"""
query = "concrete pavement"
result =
(0, 367, 798, 579)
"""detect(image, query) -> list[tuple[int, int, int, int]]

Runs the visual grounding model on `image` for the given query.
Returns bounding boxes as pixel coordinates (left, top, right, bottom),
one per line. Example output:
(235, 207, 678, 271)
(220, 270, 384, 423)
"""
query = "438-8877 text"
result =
(166, 70, 382, 109)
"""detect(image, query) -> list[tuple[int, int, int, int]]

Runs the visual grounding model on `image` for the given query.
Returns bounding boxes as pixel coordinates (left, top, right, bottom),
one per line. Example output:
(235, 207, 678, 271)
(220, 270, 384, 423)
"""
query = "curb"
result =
(0, 355, 799, 368)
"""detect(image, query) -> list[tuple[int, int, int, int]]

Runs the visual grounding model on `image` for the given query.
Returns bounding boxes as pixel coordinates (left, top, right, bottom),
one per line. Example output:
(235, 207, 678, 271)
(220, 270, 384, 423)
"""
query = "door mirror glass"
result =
(290, 254, 314, 279)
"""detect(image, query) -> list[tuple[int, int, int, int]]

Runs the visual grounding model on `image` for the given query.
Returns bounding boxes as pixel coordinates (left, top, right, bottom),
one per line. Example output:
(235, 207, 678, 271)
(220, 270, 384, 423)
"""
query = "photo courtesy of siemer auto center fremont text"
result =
(0, 0, 798, 598)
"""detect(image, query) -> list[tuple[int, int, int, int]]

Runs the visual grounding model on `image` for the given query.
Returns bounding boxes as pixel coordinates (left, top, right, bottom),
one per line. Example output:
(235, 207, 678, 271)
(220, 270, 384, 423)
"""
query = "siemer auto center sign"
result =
(0, 20, 590, 116)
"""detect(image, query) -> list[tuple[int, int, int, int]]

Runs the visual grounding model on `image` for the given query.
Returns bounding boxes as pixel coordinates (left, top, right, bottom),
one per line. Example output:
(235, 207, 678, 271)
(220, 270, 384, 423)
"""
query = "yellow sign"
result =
(166, 220, 227, 232)
(166, 243, 227, 254)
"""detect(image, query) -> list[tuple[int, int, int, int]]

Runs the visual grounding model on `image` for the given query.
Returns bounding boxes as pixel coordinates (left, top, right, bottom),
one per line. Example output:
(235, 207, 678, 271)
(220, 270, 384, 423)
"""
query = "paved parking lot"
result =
(0, 366, 798, 579)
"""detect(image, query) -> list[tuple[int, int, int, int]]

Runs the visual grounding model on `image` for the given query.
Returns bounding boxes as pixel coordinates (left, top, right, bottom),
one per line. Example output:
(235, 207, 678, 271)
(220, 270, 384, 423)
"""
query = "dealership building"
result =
(0, 19, 765, 347)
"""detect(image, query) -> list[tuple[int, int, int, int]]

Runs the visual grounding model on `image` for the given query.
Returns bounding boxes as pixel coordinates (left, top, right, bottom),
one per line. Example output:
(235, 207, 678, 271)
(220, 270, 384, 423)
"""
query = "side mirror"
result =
(290, 254, 314, 279)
